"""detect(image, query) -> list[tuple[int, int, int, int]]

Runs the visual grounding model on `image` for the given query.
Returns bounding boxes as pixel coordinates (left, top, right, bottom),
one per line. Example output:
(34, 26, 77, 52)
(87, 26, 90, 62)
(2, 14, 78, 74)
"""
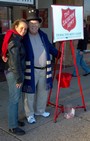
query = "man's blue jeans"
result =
(5, 70, 23, 129)
(73, 49, 90, 76)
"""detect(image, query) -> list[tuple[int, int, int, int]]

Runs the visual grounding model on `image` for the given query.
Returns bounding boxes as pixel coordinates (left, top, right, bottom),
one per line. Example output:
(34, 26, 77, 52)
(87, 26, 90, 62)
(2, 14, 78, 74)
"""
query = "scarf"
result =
(2, 29, 20, 57)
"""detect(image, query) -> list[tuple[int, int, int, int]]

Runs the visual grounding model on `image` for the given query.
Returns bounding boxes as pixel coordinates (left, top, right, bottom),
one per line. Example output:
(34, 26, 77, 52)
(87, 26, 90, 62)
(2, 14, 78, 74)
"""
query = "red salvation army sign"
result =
(62, 8, 76, 32)
(51, 5, 83, 42)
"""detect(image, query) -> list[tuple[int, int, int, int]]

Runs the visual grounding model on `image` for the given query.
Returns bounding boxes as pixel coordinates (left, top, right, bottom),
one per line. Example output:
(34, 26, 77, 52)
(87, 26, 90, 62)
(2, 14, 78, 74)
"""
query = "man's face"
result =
(28, 20, 40, 34)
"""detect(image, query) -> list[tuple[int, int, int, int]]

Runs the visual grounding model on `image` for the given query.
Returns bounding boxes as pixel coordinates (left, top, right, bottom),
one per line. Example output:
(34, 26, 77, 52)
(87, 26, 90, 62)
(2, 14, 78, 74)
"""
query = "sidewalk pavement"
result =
(1, 67, 90, 141)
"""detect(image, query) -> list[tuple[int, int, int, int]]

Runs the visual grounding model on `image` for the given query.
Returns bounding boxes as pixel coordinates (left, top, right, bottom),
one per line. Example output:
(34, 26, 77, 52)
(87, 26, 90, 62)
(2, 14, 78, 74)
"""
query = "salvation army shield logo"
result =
(61, 8, 76, 32)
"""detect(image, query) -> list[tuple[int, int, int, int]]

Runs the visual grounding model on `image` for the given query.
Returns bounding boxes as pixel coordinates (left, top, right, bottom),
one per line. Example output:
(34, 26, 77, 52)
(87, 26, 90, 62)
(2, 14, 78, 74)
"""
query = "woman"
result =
(2, 19, 28, 135)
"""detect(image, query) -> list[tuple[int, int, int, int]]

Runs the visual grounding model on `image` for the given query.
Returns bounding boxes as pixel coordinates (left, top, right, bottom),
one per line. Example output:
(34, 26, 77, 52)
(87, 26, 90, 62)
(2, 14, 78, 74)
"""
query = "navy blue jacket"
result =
(22, 29, 59, 93)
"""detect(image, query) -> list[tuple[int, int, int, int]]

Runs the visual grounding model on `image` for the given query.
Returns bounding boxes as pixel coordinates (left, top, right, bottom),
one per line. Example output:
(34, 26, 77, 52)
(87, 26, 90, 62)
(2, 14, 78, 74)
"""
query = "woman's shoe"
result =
(18, 121, 25, 127)
(9, 127, 25, 135)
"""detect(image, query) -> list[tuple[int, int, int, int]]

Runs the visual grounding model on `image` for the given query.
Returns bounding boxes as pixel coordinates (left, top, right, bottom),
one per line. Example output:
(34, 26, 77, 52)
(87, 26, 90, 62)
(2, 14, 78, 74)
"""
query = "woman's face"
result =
(15, 22, 28, 36)
(28, 20, 40, 34)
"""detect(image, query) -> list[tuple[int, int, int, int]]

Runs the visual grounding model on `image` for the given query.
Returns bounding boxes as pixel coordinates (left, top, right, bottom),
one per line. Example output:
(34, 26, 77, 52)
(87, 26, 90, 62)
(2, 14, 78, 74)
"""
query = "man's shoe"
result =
(27, 115, 36, 124)
(18, 121, 25, 127)
(9, 127, 25, 135)
(35, 112, 50, 117)
(41, 112, 50, 117)
(83, 72, 90, 76)
(72, 74, 77, 77)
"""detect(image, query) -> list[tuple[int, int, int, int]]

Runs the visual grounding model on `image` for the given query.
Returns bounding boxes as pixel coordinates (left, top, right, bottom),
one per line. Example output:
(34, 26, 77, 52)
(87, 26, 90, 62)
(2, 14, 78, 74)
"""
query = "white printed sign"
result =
(51, 5, 83, 42)
(0, 0, 34, 4)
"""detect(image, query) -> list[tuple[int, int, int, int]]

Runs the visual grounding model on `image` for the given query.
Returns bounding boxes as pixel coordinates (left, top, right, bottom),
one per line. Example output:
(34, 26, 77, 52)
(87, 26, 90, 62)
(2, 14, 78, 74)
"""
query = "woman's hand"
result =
(16, 83, 22, 88)
(2, 56, 8, 62)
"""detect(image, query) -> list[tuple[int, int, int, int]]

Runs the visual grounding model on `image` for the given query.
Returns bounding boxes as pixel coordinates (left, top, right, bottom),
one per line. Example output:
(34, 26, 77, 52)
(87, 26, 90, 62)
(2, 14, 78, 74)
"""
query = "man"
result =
(22, 8, 61, 124)
(72, 19, 90, 77)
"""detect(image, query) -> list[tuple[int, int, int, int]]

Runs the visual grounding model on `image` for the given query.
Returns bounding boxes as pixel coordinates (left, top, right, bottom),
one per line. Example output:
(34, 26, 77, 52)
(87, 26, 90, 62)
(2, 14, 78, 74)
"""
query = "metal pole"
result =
(35, 0, 38, 9)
